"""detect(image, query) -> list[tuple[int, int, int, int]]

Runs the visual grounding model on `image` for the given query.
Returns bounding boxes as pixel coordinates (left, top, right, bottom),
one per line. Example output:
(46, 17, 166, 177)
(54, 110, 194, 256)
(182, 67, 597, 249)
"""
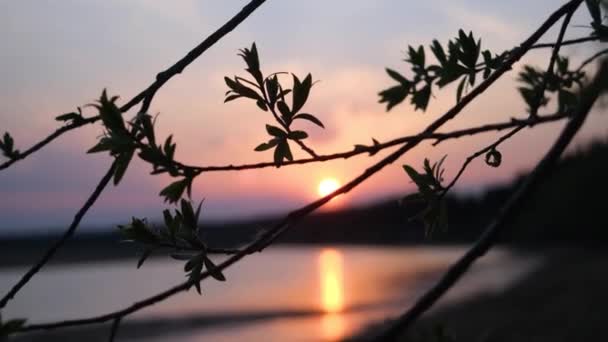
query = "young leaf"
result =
(386, 68, 410, 86)
(137, 248, 154, 269)
(378, 85, 409, 111)
(288, 130, 308, 140)
(293, 113, 325, 128)
(292, 73, 312, 114)
(254, 139, 279, 151)
(203, 256, 226, 281)
(113, 148, 135, 185)
(159, 178, 189, 203)
(266, 124, 287, 137)
(277, 101, 292, 124)
(411, 84, 432, 111)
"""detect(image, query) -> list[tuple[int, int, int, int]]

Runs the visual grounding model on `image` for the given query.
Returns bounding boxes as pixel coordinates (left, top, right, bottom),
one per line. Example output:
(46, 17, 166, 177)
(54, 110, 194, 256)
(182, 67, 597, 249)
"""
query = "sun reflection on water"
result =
(319, 248, 346, 340)
(320, 248, 345, 312)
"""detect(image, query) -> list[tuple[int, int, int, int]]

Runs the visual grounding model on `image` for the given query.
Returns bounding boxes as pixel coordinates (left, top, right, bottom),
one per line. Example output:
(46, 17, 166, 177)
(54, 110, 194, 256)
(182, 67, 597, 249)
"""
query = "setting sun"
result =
(318, 178, 340, 197)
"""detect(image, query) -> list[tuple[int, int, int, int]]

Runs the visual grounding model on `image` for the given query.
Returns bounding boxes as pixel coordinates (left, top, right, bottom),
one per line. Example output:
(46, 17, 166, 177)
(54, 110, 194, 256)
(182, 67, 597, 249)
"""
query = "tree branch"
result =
(0, 0, 267, 173)
(530, 35, 600, 50)
(375, 51, 608, 342)
(14, 1, 577, 333)
(577, 47, 608, 72)
(108, 317, 121, 342)
(184, 112, 568, 174)
(440, 126, 524, 198)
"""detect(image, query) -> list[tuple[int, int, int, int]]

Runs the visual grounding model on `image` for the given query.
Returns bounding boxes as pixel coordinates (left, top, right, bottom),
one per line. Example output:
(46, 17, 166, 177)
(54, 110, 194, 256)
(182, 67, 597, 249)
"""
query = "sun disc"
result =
(318, 178, 340, 197)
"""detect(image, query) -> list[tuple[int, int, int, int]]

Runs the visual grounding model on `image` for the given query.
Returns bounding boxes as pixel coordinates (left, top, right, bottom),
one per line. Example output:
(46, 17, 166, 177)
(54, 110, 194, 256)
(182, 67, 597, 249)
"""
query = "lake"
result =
(0, 246, 539, 341)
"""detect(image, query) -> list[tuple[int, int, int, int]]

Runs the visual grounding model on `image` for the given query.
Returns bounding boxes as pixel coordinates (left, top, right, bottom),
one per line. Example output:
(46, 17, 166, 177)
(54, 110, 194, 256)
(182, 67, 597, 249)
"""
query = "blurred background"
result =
(1, 0, 607, 341)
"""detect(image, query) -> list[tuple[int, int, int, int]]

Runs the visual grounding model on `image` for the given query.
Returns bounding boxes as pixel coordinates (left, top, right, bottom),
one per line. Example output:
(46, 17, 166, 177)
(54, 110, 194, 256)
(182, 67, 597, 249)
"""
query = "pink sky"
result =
(0, 1, 606, 232)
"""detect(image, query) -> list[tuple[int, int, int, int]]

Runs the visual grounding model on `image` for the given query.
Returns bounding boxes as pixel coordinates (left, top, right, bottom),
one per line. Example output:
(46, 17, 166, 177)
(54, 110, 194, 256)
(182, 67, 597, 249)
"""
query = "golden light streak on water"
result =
(319, 249, 344, 313)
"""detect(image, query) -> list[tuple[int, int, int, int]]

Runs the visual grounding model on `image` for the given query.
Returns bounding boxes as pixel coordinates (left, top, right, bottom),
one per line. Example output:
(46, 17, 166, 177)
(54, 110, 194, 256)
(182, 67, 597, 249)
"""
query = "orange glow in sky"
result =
(318, 178, 341, 197)
(319, 248, 345, 313)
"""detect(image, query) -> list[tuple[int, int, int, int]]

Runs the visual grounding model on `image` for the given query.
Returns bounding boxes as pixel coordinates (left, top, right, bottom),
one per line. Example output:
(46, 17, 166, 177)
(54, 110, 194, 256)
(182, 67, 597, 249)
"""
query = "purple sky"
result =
(1, 1, 606, 234)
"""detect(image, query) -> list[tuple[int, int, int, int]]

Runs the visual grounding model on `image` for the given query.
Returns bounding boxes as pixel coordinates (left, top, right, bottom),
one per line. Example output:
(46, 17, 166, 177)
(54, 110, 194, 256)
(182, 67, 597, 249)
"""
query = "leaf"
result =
(266, 75, 279, 105)
(288, 130, 308, 140)
(456, 77, 467, 103)
(254, 139, 279, 151)
(293, 113, 324, 128)
(0, 318, 26, 338)
(203, 256, 226, 281)
(411, 84, 432, 111)
(137, 248, 154, 269)
(180, 199, 196, 228)
(224, 77, 262, 101)
(55, 112, 81, 122)
(273, 140, 292, 166)
(292, 73, 312, 114)
(256, 100, 268, 112)
(277, 101, 292, 123)
(266, 124, 287, 137)
(87, 137, 114, 154)
(386, 68, 410, 86)
(403, 165, 425, 188)
(430, 40, 447, 65)
(224, 94, 242, 103)
(113, 148, 135, 185)
(159, 178, 188, 203)
(378, 85, 409, 111)
(586, 0, 602, 25)
(97, 89, 126, 133)
(1, 132, 14, 154)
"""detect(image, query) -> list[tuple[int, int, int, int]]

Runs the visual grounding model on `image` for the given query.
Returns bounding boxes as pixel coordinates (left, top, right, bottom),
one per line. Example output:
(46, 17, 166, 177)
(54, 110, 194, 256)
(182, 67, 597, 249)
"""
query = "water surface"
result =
(0, 246, 538, 341)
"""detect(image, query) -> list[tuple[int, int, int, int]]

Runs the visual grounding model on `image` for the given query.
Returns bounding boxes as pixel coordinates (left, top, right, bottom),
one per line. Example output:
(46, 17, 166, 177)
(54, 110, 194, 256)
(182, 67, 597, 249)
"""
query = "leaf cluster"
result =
(118, 199, 225, 294)
(586, 0, 608, 40)
(224, 43, 324, 166)
(379, 30, 506, 111)
(401, 157, 448, 236)
(0, 132, 19, 160)
(86, 91, 195, 203)
(517, 56, 585, 114)
(0, 314, 26, 340)
(86, 90, 137, 185)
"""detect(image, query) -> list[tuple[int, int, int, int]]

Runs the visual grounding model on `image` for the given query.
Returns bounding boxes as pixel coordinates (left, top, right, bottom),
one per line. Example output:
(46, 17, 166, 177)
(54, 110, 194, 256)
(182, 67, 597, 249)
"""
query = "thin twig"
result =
(0, 162, 117, 309)
(0, 0, 267, 173)
(0, 117, 97, 171)
(375, 57, 606, 342)
(108, 317, 121, 342)
(530, 35, 600, 49)
(441, 126, 524, 198)
(15, 1, 575, 332)
(577, 47, 608, 72)
(530, 6, 576, 117)
(185, 112, 569, 174)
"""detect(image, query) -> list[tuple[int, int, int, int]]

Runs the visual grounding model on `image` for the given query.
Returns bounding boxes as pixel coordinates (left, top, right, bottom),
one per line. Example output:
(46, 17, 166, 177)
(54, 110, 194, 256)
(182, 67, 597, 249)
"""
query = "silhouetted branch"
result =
(0, 0, 267, 173)
(577, 47, 608, 72)
(0, 162, 117, 309)
(108, 318, 121, 342)
(441, 126, 523, 198)
(185, 112, 568, 174)
(530, 35, 600, 49)
(15, 1, 576, 332)
(376, 57, 606, 342)
(0, 117, 97, 171)
(531, 7, 576, 117)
